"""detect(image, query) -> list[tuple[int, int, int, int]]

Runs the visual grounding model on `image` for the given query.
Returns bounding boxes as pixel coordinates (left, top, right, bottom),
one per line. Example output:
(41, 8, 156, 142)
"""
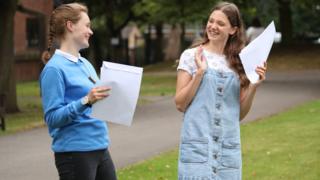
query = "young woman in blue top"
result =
(40, 3, 117, 180)
(175, 2, 267, 179)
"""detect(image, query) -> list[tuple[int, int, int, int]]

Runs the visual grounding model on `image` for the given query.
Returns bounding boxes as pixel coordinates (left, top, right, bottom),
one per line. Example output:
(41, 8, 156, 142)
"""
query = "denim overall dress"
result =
(178, 69, 242, 180)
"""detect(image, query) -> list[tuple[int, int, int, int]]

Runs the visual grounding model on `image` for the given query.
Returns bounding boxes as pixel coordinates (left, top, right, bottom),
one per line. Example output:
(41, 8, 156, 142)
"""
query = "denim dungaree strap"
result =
(178, 68, 241, 180)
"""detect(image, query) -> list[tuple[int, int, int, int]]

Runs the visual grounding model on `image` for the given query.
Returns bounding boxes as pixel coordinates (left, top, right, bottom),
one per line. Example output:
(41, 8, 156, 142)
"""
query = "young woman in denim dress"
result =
(175, 2, 267, 180)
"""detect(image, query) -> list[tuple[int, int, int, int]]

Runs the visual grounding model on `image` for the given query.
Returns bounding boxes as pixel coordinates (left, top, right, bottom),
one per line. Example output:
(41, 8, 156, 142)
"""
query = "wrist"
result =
(250, 82, 260, 89)
(81, 96, 92, 107)
(247, 83, 258, 93)
(195, 69, 205, 77)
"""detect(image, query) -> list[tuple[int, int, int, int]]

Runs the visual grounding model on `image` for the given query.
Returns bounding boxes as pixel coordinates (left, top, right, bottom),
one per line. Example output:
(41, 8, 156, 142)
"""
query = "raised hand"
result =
(195, 46, 207, 73)
(254, 61, 267, 86)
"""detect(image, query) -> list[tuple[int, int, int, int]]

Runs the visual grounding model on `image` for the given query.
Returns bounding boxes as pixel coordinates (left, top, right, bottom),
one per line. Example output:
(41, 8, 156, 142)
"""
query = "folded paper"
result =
(240, 21, 276, 84)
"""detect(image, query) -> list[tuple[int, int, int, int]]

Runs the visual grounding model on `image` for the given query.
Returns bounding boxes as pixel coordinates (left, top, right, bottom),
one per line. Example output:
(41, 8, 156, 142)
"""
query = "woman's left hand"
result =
(254, 61, 267, 86)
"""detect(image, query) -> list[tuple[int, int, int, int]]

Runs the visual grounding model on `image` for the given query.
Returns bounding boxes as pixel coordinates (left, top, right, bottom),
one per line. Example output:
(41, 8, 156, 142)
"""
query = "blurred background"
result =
(0, 1, 319, 179)
(0, 0, 319, 128)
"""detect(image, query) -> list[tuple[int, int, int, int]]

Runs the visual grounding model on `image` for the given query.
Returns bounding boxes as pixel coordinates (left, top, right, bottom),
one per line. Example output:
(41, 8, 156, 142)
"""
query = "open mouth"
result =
(207, 30, 219, 37)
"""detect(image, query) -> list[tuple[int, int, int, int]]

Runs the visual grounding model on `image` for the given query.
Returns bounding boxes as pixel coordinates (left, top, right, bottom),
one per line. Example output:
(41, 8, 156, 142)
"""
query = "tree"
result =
(234, 0, 320, 44)
(277, 0, 293, 45)
(133, 0, 215, 62)
(0, 0, 19, 113)
(79, 0, 139, 67)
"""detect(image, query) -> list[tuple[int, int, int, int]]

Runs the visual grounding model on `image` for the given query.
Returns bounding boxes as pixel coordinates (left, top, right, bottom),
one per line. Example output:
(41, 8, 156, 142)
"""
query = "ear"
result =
(229, 26, 237, 35)
(66, 20, 74, 32)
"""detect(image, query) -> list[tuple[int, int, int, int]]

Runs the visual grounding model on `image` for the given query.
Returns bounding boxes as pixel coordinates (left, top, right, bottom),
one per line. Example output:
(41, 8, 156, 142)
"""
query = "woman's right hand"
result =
(87, 86, 111, 105)
(195, 46, 207, 73)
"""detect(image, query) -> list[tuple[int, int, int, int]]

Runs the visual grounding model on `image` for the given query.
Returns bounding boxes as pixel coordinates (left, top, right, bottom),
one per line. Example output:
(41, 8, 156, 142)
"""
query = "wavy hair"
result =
(192, 2, 249, 89)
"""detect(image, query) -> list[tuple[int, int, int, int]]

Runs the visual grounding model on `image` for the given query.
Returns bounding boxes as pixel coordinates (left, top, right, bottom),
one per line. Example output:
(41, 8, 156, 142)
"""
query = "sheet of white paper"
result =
(91, 61, 143, 126)
(240, 21, 276, 84)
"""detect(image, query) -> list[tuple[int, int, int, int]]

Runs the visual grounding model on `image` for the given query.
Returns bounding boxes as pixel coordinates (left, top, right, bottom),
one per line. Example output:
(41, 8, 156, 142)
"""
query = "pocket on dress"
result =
(180, 137, 209, 163)
(221, 138, 241, 169)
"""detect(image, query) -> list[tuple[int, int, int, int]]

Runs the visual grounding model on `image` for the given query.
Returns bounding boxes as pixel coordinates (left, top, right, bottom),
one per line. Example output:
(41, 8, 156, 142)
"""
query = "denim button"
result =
(217, 87, 223, 93)
(213, 136, 219, 142)
(212, 167, 217, 173)
(213, 154, 218, 159)
(215, 119, 220, 126)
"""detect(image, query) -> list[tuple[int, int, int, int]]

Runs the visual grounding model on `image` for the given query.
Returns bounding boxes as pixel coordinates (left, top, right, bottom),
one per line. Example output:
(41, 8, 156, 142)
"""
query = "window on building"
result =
(26, 17, 40, 48)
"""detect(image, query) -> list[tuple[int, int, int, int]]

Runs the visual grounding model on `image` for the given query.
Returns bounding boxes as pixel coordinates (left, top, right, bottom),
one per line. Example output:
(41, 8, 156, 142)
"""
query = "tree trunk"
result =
(144, 25, 152, 65)
(0, 1, 19, 113)
(277, 0, 293, 45)
(154, 22, 164, 63)
(179, 0, 186, 52)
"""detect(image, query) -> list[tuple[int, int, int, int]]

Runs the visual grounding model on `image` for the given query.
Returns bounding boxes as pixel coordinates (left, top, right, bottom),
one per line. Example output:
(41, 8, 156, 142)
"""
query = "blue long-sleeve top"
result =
(40, 49, 109, 152)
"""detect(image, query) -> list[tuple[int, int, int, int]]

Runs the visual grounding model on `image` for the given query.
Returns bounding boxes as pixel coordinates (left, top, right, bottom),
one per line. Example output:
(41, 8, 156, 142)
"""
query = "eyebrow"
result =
(209, 16, 226, 23)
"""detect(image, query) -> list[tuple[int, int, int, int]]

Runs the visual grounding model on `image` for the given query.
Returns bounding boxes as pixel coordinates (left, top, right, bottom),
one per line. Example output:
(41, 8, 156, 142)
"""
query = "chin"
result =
(208, 36, 219, 41)
(81, 42, 90, 49)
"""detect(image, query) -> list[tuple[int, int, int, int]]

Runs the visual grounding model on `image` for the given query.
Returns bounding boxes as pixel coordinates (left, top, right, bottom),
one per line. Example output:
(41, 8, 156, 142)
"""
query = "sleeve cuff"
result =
(73, 99, 89, 115)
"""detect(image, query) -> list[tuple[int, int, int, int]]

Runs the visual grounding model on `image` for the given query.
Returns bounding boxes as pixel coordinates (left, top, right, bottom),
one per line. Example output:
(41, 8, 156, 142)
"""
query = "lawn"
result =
(117, 100, 320, 180)
(1, 44, 319, 135)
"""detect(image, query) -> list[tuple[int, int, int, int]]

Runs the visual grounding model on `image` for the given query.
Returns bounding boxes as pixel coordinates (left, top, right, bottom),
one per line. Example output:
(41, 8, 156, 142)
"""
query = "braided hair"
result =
(41, 3, 88, 64)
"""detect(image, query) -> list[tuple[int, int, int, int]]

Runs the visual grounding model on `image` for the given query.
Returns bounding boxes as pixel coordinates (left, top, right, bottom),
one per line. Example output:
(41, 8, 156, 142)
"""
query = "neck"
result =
(60, 40, 79, 58)
(204, 39, 227, 55)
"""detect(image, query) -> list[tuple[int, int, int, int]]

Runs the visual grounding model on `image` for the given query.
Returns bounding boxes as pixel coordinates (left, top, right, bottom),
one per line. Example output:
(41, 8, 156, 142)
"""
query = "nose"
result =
(211, 22, 218, 29)
(89, 28, 93, 36)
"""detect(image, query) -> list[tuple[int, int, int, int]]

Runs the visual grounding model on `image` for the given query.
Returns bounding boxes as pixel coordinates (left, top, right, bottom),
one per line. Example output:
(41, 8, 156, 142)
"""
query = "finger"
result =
(97, 87, 111, 93)
(94, 87, 111, 93)
(95, 94, 109, 100)
(196, 48, 202, 59)
(256, 66, 267, 71)
(255, 68, 266, 75)
(255, 70, 266, 79)
(93, 91, 109, 97)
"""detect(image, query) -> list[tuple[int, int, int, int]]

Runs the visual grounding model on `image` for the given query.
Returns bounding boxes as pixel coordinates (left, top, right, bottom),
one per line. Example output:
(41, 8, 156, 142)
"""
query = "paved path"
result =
(0, 71, 319, 180)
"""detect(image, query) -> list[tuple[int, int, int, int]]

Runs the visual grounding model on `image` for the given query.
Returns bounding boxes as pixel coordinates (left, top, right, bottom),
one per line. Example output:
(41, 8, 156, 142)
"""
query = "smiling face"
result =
(68, 12, 93, 50)
(206, 10, 236, 43)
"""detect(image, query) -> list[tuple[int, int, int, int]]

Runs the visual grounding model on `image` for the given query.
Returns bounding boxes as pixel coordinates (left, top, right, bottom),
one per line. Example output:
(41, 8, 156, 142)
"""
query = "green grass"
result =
(241, 100, 320, 179)
(117, 100, 320, 180)
(0, 81, 44, 136)
(118, 150, 178, 180)
(143, 61, 177, 73)
(140, 74, 176, 96)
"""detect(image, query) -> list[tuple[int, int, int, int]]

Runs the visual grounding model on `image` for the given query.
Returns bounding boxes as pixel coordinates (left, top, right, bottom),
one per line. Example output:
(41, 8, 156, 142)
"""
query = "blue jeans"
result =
(54, 149, 117, 180)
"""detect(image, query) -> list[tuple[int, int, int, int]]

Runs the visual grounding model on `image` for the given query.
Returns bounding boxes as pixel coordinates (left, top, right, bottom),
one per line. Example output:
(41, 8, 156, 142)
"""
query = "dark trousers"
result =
(54, 149, 117, 180)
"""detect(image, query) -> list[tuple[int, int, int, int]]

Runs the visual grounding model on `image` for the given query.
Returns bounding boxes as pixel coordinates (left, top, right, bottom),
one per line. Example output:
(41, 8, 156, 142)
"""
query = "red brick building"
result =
(14, 0, 53, 81)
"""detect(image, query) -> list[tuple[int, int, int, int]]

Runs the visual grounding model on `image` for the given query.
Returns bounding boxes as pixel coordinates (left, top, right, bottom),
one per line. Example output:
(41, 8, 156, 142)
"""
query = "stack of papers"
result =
(92, 61, 143, 126)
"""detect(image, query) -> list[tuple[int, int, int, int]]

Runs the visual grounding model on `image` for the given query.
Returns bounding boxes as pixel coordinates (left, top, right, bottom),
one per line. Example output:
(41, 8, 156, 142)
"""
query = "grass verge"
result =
(117, 100, 320, 180)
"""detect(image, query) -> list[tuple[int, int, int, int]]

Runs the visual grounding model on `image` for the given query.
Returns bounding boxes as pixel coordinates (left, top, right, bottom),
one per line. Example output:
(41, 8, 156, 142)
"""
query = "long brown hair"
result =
(192, 2, 249, 89)
(41, 3, 88, 64)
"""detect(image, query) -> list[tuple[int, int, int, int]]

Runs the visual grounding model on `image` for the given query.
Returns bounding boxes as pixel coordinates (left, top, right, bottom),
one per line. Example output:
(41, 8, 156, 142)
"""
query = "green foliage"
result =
(292, 0, 320, 38)
(133, 0, 215, 25)
(232, 0, 320, 39)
